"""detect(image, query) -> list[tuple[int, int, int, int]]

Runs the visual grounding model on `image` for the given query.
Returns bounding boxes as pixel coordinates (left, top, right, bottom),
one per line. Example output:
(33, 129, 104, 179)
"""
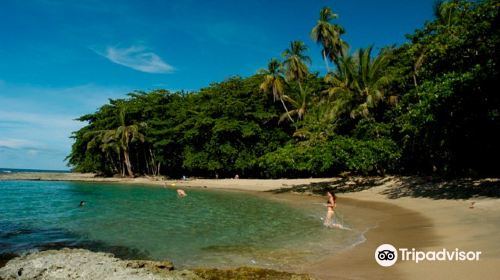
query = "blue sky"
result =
(0, 0, 436, 170)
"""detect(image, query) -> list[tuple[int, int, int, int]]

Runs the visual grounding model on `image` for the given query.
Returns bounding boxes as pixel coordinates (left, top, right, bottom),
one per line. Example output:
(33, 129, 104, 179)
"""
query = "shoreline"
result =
(1, 173, 499, 279)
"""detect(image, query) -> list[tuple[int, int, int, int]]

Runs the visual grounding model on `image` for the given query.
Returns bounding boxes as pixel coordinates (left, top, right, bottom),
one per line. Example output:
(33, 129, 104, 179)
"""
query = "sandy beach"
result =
(1, 173, 499, 279)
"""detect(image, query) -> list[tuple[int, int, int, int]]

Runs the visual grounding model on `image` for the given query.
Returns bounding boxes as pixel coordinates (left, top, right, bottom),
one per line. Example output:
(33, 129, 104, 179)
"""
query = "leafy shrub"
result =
(259, 137, 400, 178)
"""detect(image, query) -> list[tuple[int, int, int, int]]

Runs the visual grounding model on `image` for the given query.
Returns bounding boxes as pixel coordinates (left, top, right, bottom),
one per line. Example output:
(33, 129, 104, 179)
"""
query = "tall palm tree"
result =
(258, 58, 285, 102)
(325, 46, 394, 119)
(86, 129, 117, 174)
(258, 58, 294, 122)
(310, 7, 346, 72)
(85, 106, 145, 177)
(115, 108, 145, 177)
(282, 41, 311, 92)
(433, 0, 460, 28)
(324, 54, 357, 119)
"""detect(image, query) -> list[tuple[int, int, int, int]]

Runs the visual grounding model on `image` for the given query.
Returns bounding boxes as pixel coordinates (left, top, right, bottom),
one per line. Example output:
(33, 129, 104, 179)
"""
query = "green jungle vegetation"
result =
(67, 0, 499, 178)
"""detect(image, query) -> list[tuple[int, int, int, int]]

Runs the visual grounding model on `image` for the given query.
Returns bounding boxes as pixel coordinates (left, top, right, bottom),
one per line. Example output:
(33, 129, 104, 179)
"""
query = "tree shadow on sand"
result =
(269, 176, 500, 200)
(380, 177, 500, 200)
(268, 177, 390, 195)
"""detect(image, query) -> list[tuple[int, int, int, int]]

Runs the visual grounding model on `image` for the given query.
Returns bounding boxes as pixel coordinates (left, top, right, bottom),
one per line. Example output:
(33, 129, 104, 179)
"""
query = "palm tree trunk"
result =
(144, 152, 150, 175)
(149, 148, 157, 176)
(280, 97, 294, 123)
(413, 72, 419, 91)
(123, 149, 134, 177)
(272, 84, 277, 102)
(323, 49, 330, 73)
(117, 153, 125, 177)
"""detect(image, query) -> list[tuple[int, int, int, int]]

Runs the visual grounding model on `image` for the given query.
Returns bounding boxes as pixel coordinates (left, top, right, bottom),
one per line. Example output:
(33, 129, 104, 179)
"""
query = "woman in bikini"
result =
(324, 191, 336, 227)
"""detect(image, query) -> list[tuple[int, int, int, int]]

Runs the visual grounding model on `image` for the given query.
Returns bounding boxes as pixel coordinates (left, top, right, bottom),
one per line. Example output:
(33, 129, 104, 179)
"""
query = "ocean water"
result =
(0, 180, 362, 269)
(0, 168, 70, 173)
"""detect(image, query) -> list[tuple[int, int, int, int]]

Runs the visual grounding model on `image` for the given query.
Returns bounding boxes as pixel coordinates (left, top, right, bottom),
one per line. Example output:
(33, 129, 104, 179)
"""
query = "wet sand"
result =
(253, 193, 437, 280)
(339, 185, 500, 280)
(1, 173, 499, 279)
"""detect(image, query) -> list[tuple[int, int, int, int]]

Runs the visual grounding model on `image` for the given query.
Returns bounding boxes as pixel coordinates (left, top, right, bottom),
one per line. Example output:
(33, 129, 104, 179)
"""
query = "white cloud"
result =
(0, 139, 36, 149)
(0, 82, 132, 169)
(0, 110, 81, 130)
(98, 46, 175, 74)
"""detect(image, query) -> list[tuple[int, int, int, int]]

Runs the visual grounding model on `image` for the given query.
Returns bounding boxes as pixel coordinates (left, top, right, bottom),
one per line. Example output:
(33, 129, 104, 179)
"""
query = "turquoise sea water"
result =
(0, 168, 69, 173)
(0, 181, 361, 269)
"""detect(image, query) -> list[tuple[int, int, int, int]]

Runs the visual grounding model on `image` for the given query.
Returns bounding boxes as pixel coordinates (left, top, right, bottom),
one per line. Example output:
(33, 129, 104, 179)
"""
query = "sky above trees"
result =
(0, 0, 435, 170)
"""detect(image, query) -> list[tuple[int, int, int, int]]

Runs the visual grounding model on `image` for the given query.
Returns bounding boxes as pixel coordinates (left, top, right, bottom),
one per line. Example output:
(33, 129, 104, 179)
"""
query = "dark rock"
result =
(125, 259, 174, 275)
(0, 253, 18, 268)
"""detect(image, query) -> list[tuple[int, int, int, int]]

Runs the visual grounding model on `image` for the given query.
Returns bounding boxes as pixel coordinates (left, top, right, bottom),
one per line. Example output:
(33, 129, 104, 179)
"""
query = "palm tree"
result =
(86, 129, 115, 174)
(310, 7, 346, 72)
(258, 58, 294, 122)
(325, 46, 394, 119)
(258, 58, 285, 102)
(324, 54, 357, 119)
(279, 86, 312, 123)
(85, 106, 145, 177)
(282, 41, 311, 92)
(434, 0, 460, 28)
(115, 108, 145, 177)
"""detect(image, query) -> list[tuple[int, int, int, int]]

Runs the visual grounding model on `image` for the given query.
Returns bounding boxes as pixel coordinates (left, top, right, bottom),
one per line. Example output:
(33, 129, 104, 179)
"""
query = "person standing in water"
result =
(324, 191, 336, 227)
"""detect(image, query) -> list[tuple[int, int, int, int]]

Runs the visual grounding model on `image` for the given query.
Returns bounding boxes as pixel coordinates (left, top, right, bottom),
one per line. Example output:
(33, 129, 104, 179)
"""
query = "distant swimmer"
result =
(324, 191, 336, 227)
(79, 200, 86, 207)
(177, 189, 187, 198)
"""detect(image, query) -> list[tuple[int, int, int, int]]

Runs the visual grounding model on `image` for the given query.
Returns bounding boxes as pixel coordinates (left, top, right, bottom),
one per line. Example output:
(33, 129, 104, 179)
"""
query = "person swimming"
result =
(177, 189, 187, 198)
(79, 200, 86, 207)
(324, 191, 336, 227)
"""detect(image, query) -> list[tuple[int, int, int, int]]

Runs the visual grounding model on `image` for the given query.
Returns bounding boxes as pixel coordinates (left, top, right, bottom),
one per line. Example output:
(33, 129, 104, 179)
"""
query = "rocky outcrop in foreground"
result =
(0, 248, 197, 280)
(0, 249, 315, 280)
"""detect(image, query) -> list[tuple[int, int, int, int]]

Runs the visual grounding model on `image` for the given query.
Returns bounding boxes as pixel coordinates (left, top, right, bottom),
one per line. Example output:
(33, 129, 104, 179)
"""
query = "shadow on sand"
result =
(269, 176, 500, 200)
(381, 177, 500, 199)
(268, 177, 388, 195)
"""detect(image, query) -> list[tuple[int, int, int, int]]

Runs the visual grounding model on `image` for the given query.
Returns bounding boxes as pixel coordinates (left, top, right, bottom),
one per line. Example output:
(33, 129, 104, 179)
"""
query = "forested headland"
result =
(67, 0, 499, 178)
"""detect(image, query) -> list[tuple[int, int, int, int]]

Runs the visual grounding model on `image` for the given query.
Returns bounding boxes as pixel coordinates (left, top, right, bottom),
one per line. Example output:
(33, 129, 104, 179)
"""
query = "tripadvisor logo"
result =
(375, 244, 398, 267)
(375, 244, 482, 267)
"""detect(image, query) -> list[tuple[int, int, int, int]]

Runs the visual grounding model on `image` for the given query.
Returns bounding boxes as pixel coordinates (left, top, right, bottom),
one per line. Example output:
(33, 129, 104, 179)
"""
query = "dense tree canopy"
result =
(68, 0, 499, 178)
